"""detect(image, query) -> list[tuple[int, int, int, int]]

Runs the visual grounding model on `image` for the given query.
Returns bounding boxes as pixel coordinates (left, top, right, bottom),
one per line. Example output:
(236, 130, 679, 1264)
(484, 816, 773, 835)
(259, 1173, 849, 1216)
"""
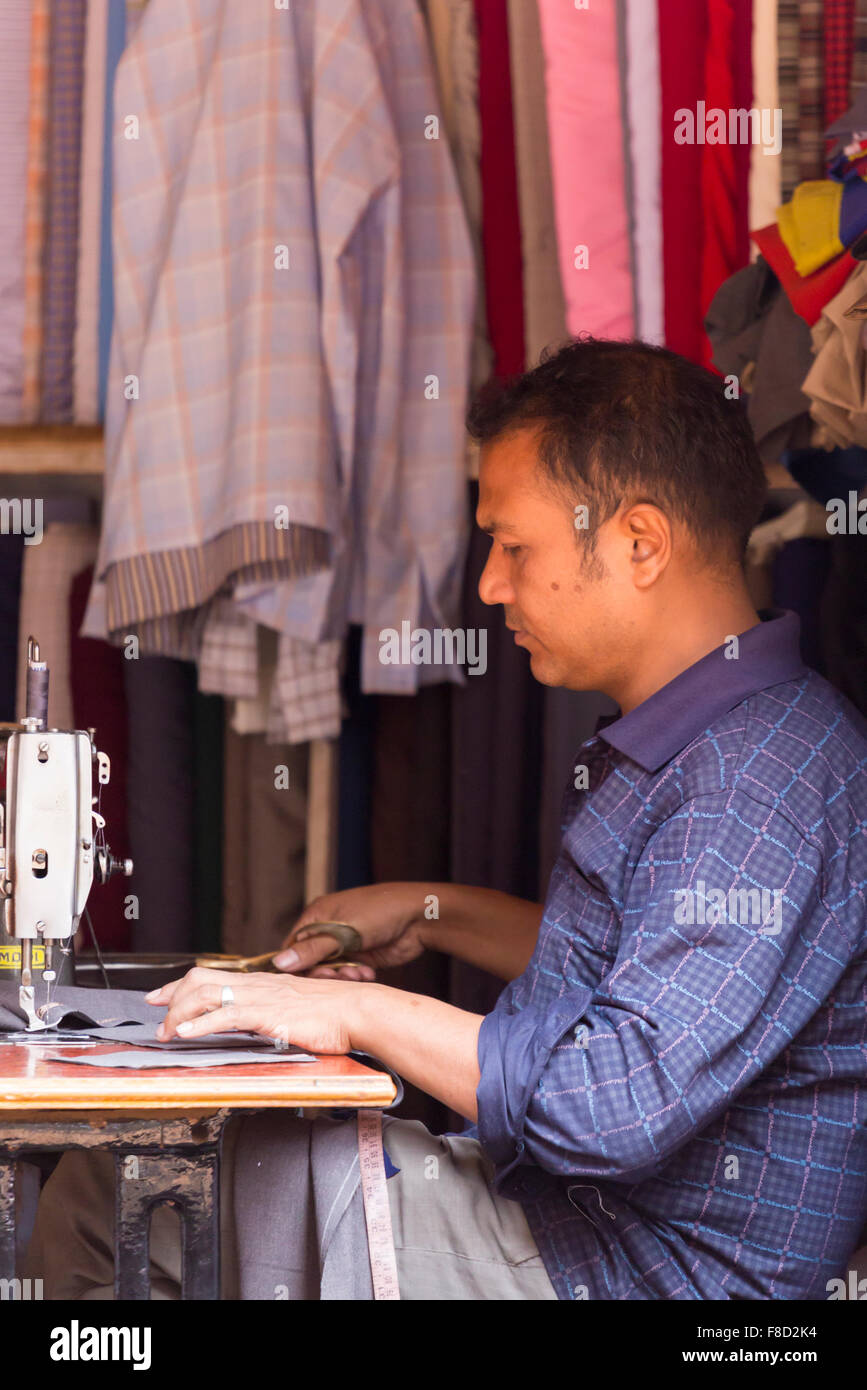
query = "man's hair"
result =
(466, 337, 767, 566)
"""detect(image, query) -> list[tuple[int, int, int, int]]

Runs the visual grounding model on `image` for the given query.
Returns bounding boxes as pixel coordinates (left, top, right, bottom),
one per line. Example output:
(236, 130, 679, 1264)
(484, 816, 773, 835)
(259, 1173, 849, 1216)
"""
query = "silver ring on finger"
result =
(220, 985, 235, 1010)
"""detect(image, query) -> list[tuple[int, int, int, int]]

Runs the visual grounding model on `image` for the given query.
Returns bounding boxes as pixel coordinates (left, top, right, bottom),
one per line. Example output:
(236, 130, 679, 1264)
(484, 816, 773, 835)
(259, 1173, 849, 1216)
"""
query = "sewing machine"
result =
(0, 637, 132, 1029)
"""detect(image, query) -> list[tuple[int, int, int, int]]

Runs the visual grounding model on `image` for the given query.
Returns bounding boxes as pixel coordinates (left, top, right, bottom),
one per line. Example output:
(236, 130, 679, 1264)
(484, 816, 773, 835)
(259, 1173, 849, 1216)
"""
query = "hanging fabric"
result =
(0, 1, 33, 424)
(750, 0, 781, 237)
(624, 0, 664, 345)
(41, 0, 86, 424)
(21, 0, 50, 421)
(777, 0, 800, 203)
(658, 0, 708, 360)
(83, 0, 475, 746)
(73, 0, 108, 424)
(699, 0, 753, 368)
(799, 0, 826, 181)
(474, 0, 525, 375)
(538, 0, 633, 341)
(852, 0, 867, 95)
(825, 0, 856, 126)
(506, 0, 567, 365)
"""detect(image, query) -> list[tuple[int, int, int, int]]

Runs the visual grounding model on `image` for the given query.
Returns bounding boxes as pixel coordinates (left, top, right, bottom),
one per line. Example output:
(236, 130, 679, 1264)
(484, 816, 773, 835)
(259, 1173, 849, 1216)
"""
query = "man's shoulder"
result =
(667, 668, 867, 824)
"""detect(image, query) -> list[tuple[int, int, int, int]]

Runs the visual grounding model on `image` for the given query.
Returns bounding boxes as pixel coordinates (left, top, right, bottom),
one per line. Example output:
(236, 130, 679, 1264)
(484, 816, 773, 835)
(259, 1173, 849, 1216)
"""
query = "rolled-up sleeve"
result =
(476, 790, 852, 1188)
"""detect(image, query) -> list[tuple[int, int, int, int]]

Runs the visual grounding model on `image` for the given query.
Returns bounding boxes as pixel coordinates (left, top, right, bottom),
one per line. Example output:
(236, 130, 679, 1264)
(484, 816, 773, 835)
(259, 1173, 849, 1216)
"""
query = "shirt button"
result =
(516, 1140, 525, 1154)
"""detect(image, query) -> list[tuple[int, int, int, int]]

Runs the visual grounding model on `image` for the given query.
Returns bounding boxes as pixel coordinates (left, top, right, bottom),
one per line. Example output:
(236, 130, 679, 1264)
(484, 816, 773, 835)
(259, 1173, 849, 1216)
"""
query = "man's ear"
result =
(622, 503, 671, 587)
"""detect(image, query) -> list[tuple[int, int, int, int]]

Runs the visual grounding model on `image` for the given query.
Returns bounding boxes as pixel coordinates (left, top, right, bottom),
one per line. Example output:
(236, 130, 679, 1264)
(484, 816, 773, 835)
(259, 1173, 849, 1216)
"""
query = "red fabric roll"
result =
(69, 565, 131, 951)
(474, 0, 525, 378)
(658, 0, 709, 361)
(700, 0, 753, 369)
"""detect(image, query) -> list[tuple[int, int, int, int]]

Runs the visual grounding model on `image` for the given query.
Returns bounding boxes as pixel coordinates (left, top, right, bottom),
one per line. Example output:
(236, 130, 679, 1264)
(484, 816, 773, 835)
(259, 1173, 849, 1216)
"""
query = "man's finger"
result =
(273, 932, 350, 973)
(308, 963, 375, 981)
(158, 982, 229, 1038)
(173, 1005, 254, 1040)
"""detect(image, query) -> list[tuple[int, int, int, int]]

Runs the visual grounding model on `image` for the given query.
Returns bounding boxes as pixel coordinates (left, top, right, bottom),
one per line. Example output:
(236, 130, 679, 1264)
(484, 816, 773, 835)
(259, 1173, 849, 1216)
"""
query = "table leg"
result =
(0, 1159, 14, 1282)
(114, 1149, 220, 1301)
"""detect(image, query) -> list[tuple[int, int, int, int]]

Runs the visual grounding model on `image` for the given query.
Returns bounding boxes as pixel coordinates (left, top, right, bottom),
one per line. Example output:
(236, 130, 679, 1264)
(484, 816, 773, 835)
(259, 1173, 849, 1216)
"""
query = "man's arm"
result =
(350, 985, 484, 1121)
(418, 884, 542, 981)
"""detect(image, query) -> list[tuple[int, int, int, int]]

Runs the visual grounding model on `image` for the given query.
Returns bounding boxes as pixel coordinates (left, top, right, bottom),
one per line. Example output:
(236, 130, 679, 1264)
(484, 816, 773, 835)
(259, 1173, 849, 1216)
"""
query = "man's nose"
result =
(478, 547, 513, 608)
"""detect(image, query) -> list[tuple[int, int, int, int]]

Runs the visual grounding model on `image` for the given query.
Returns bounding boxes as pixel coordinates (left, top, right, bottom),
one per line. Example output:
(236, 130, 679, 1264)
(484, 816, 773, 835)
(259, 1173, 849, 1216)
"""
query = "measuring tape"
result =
(357, 1110, 400, 1301)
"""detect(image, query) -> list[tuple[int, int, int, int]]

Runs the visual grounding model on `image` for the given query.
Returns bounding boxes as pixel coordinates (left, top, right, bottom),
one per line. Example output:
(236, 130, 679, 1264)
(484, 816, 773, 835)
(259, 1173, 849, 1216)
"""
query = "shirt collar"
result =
(597, 610, 807, 773)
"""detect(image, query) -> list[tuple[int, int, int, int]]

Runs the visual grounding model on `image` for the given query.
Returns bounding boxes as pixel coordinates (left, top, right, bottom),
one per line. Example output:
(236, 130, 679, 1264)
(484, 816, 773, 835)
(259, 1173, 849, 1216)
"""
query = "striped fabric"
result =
(749, 0, 781, 237)
(82, 0, 475, 742)
(477, 613, 867, 1300)
(20, 0, 50, 422)
(825, 0, 856, 125)
(799, 0, 826, 180)
(777, 0, 800, 201)
(41, 0, 86, 423)
(73, 0, 108, 424)
(103, 522, 329, 635)
(0, 1, 33, 424)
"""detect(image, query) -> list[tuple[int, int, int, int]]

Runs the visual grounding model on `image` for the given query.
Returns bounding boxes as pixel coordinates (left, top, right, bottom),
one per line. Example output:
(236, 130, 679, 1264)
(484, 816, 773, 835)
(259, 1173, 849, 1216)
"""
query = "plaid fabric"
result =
(826, 0, 856, 125)
(83, 0, 475, 737)
(477, 614, 867, 1300)
(800, 0, 826, 180)
(41, 0, 86, 424)
(272, 635, 342, 744)
(853, 0, 867, 95)
(778, 0, 801, 201)
(198, 601, 259, 701)
(21, 0, 50, 422)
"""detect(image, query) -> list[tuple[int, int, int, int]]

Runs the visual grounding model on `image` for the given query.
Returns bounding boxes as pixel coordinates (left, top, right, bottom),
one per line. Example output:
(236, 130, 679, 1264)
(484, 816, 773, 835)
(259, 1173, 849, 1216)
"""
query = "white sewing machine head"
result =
(0, 637, 132, 1029)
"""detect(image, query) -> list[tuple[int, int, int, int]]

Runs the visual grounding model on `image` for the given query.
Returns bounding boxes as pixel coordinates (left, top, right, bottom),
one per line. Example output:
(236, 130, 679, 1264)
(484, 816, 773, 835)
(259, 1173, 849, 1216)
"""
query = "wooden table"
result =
(0, 1041, 397, 1300)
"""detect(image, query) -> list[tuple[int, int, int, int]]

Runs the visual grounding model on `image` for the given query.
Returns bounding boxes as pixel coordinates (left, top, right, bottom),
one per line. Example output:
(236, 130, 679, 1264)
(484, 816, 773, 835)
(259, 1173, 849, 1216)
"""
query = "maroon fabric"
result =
(659, 0, 710, 361)
(825, 0, 856, 125)
(731, 0, 754, 273)
(69, 566, 131, 951)
(473, 0, 525, 378)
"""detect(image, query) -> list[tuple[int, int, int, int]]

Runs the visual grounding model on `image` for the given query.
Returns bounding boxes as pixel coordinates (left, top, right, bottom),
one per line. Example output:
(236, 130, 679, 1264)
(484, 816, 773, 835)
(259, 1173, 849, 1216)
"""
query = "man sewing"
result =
(29, 339, 867, 1300)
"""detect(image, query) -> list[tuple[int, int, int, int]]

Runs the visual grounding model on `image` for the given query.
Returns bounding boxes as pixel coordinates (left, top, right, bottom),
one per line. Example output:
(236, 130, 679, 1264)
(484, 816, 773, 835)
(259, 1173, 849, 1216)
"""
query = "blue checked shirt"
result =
(476, 612, 867, 1300)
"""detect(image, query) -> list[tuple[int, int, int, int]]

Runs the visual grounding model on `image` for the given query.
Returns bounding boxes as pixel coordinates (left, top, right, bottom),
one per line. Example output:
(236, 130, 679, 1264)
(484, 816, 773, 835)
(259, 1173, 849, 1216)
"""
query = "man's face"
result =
(476, 428, 635, 692)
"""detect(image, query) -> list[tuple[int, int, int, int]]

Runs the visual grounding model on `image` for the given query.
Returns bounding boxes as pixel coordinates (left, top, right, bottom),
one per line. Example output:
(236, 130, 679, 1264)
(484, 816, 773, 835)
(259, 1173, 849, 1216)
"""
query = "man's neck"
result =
(614, 593, 762, 715)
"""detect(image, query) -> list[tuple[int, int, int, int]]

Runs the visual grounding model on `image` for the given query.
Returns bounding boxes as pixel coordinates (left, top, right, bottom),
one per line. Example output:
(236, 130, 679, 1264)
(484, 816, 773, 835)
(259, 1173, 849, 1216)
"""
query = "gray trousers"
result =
(24, 1113, 556, 1301)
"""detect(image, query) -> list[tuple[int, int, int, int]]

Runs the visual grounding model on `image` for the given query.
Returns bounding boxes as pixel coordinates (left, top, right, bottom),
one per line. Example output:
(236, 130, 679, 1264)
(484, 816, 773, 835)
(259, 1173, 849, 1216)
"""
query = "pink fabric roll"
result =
(537, 0, 633, 339)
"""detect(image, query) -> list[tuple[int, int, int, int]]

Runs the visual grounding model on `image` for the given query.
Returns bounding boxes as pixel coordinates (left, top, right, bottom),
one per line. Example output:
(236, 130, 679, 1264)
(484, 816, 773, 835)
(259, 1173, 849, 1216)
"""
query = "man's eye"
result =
(501, 543, 523, 555)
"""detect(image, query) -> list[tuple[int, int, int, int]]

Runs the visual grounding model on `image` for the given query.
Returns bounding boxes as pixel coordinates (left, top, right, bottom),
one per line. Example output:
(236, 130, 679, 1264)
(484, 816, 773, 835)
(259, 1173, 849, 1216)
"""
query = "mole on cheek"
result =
(551, 581, 560, 591)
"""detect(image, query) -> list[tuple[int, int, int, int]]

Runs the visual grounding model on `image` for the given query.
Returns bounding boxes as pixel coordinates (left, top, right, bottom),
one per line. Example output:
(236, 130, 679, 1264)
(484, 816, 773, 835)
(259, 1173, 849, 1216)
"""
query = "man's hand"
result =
(276, 882, 544, 985)
(274, 883, 430, 979)
(146, 967, 369, 1054)
(147, 964, 484, 1121)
